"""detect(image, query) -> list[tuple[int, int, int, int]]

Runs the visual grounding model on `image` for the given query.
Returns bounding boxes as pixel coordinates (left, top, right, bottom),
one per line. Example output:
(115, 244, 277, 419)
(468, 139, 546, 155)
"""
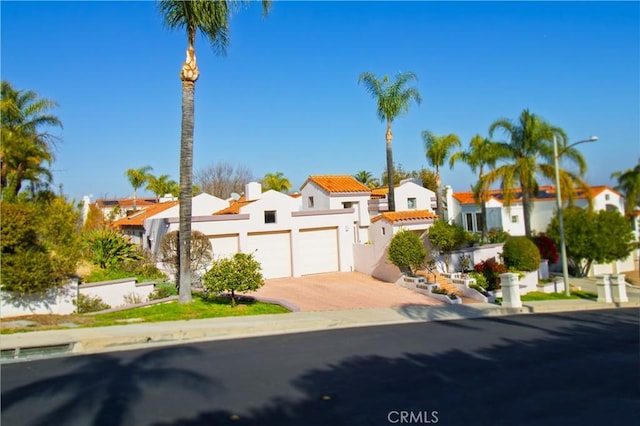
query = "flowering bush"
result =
(474, 258, 507, 291)
(532, 234, 559, 264)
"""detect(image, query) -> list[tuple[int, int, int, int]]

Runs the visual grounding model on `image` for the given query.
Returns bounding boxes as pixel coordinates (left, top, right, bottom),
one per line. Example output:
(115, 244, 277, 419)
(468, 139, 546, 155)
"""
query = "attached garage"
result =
(208, 234, 239, 259)
(247, 232, 292, 279)
(299, 227, 339, 275)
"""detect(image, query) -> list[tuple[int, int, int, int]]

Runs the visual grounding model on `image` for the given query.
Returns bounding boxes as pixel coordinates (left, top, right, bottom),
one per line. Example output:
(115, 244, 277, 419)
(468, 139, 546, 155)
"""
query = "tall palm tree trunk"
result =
(385, 121, 395, 212)
(435, 168, 443, 219)
(132, 189, 138, 212)
(178, 45, 199, 304)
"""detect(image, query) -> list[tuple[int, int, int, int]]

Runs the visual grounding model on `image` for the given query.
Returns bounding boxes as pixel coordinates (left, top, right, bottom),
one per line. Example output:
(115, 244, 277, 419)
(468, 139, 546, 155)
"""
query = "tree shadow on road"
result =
(2, 346, 220, 426)
(153, 309, 639, 426)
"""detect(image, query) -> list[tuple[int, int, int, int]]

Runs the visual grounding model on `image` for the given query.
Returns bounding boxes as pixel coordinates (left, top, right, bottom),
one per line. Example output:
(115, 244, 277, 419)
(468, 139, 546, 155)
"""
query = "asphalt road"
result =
(1, 308, 638, 426)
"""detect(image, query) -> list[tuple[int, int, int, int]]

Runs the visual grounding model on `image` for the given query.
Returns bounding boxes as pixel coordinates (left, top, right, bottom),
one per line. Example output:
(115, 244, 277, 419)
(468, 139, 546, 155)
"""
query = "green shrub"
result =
(387, 230, 426, 275)
(470, 272, 488, 289)
(76, 294, 111, 313)
(149, 281, 178, 300)
(486, 228, 510, 244)
(84, 227, 141, 269)
(202, 253, 264, 306)
(502, 236, 541, 272)
(1, 199, 82, 294)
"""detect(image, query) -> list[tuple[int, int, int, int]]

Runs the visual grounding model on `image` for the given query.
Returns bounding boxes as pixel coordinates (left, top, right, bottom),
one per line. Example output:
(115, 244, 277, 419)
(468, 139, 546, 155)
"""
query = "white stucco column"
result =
(596, 274, 612, 303)
(500, 273, 522, 308)
(610, 274, 629, 303)
(538, 259, 549, 280)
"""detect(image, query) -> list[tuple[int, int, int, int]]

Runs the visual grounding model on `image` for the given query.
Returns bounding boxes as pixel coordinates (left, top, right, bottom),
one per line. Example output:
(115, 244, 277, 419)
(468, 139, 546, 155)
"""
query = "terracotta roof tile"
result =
(304, 175, 371, 193)
(214, 196, 254, 214)
(112, 201, 178, 227)
(452, 185, 619, 205)
(371, 210, 438, 224)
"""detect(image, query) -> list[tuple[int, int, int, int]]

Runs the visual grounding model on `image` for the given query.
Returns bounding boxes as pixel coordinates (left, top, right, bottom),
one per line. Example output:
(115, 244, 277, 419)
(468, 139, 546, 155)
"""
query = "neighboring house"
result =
(446, 184, 635, 276)
(447, 185, 625, 236)
(100, 197, 158, 221)
(111, 201, 179, 247)
(369, 180, 437, 217)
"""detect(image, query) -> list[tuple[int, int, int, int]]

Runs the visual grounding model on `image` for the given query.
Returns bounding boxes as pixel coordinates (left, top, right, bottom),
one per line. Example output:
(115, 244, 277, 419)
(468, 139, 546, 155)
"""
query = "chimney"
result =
(245, 182, 262, 201)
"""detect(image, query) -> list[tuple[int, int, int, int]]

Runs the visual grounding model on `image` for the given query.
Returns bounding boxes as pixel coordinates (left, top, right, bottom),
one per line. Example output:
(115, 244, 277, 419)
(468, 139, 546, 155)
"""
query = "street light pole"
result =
(553, 135, 598, 296)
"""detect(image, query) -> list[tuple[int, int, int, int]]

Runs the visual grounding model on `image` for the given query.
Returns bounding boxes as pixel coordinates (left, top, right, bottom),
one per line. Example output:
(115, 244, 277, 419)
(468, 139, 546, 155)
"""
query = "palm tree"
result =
(125, 166, 153, 211)
(262, 171, 292, 193)
(146, 173, 179, 200)
(422, 131, 461, 219)
(159, 0, 271, 303)
(449, 134, 505, 239)
(358, 71, 422, 211)
(486, 109, 588, 237)
(1, 81, 62, 200)
(611, 159, 640, 216)
(353, 170, 380, 189)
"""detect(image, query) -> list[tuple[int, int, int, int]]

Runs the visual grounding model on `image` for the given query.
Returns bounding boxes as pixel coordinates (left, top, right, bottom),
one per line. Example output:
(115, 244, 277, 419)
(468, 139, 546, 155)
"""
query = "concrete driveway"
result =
(250, 272, 445, 312)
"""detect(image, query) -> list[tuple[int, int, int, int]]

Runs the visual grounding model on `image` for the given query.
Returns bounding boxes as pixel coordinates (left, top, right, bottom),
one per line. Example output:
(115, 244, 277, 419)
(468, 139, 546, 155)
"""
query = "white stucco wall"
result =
(393, 182, 436, 212)
(1, 280, 79, 318)
(79, 278, 155, 308)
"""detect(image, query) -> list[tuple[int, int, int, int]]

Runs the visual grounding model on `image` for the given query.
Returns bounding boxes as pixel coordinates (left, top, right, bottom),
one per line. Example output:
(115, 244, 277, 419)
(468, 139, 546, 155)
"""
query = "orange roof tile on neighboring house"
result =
(302, 175, 371, 194)
(214, 196, 254, 214)
(112, 201, 178, 228)
(371, 210, 438, 224)
(370, 187, 388, 198)
(96, 198, 156, 209)
(452, 185, 621, 205)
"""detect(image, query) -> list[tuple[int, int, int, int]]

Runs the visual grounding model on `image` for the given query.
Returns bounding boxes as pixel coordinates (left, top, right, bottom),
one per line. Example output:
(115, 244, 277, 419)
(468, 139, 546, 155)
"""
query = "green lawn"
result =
(0, 295, 290, 334)
(520, 290, 597, 301)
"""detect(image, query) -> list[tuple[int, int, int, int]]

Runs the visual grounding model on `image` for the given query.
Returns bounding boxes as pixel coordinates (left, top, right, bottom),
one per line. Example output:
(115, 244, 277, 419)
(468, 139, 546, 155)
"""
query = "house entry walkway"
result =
(250, 272, 445, 312)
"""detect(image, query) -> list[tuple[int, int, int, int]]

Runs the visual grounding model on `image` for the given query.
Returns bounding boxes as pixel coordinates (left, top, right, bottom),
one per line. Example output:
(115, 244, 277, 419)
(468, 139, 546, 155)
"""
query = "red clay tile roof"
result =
(111, 201, 178, 227)
(371, 210, 438, 224)
(214, 196, 254, 214)
(370, 187, 388, 198)
(452, 185, 620, 205)
(303, 175, 371, 193)
(96, 198, 156, 208)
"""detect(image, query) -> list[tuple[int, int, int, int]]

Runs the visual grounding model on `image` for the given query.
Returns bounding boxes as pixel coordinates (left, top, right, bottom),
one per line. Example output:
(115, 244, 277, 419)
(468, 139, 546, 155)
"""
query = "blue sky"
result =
(2, 1, 639, 201)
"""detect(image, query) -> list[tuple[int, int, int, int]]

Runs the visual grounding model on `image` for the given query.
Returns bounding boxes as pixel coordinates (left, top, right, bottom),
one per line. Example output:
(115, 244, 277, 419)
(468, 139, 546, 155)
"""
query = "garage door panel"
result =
(248, 232, 291, 279)
(299, 228, 339, 275)
(209, 235, 239, 259)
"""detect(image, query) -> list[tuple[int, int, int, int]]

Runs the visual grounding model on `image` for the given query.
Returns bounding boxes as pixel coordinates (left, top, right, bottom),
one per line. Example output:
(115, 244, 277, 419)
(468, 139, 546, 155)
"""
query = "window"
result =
(475, 212, 483, 233)
(465, 213, 474, 232)
(407, 197, 417, 209)
(511, 215, 519, 224)
(605, 193, 610, 201)
(381, 227, 386, 236)
(264, 210, 276, 224)
(343, 202, 353, 209)
(308, 196, 314, 208)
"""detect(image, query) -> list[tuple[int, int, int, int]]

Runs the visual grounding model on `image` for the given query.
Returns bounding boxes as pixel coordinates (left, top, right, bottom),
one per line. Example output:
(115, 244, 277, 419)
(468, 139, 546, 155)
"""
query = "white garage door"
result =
(247, 232, 292, 279)
(299, 228, 339, 275)
(209, 235, 239, 259)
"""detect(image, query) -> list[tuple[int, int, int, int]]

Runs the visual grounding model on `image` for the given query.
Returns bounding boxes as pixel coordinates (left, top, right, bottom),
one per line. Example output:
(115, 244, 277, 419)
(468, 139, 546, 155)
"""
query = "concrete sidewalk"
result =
(2, 298, 637, 362)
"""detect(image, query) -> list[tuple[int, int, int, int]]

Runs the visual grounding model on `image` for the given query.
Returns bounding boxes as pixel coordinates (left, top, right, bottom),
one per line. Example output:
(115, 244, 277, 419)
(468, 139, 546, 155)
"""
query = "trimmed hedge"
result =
(502, 236, 541, 272)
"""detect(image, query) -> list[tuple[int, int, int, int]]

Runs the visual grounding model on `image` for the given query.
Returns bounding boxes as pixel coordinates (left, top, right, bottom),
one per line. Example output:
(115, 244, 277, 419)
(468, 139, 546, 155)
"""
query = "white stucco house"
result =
(127, 175, 442, 281)
(446, 184, 625, 236)
(142, 181, 357, 279)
